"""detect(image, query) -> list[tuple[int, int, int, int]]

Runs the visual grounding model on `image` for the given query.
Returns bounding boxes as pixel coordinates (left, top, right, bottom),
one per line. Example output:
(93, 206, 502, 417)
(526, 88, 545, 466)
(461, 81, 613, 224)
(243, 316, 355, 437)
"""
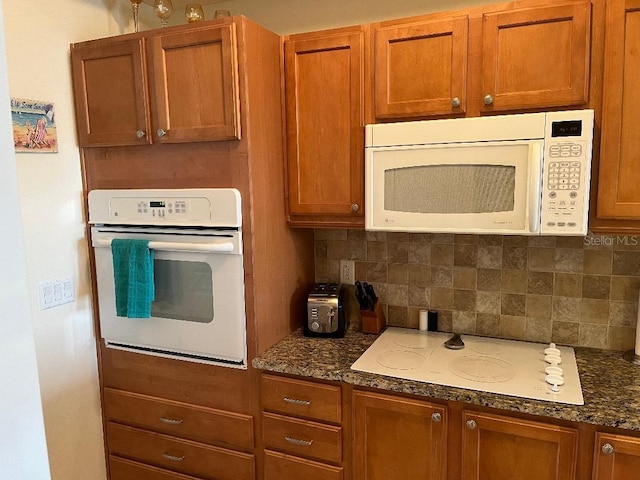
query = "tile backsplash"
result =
(315, 230, 640, 351)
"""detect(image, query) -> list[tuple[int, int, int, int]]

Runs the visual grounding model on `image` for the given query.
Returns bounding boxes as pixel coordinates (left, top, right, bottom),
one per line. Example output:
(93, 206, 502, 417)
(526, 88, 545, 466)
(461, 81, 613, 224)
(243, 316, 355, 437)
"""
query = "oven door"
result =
(91, 227, 246, 367)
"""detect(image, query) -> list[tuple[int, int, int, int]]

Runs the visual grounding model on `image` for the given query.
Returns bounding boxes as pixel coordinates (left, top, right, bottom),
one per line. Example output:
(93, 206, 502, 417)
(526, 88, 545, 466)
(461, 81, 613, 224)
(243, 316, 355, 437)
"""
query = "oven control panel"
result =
(88, 189, 242, 228)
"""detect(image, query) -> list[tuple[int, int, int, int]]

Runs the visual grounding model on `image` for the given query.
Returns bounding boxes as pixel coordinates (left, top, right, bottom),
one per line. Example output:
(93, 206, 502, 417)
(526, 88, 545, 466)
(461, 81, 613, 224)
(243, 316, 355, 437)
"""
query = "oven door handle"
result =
(93, 237, 235, 253)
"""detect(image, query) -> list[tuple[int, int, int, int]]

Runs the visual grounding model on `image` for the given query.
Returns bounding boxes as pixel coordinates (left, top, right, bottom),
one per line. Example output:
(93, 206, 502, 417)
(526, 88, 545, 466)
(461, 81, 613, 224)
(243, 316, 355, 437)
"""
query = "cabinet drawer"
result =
(104, 388, 253, 450)
(109, 456, 204, 480)
(264, 450, 343, 480)
(107, 423, 254, 480)
(262, 412, 342, 463)
(261, 374, 341, 423)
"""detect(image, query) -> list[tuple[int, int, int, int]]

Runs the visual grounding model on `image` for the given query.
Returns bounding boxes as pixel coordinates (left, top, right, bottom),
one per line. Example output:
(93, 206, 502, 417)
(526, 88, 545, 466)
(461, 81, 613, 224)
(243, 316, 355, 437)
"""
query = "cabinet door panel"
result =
(150, 23, 240, 143)
(374, 17, 468, 118)
(594, 433, 640, 480)
(461, 411, 577, 480)
(596, 0, 640, 221)
(353, 391, 447, 480)
(71, 38, 151, 147)
(481, 2, 590, 111)
(284, 31, 364, 218)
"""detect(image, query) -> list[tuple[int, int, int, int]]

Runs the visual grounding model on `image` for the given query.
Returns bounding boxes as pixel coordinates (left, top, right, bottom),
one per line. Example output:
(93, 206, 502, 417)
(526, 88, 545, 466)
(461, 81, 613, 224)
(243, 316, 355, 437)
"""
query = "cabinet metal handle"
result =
(283, 396, 311, 406)
(136, 130, 146, 139)
(601, 443, 614, 455)
(285, 436, 314, 446)
(431, 412, 442, 422)
(451, 97, 461, 108)
(483, 94, 494, 105)
(157, 128, 167, 137)
(162, 452, 185, 462)
(159, 416, 184, 425)
(466, 419, 477, 430)
(351, 203, 360, 212)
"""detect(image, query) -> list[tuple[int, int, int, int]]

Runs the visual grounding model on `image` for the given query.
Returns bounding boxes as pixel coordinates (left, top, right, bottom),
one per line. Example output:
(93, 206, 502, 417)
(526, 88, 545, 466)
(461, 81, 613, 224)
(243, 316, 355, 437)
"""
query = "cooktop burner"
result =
(351, 328, 584, 405)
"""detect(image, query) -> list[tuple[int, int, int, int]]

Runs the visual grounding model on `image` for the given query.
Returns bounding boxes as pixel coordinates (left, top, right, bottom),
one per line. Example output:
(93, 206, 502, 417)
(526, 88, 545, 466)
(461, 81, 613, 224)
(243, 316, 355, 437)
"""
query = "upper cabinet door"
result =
(373, 17, 468, 119)
(150, 24, 241, 143)
(596, 0, 640, 222)
(284, 29, 365, 224)
(481, 2, 590, 112)
(71, 38, 152, 147)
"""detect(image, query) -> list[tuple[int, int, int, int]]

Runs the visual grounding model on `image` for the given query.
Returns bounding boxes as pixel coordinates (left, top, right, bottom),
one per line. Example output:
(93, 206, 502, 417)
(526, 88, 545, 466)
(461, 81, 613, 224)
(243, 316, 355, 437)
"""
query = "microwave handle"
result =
(527, 142, 544, 234)
(93, 237, 235, 253)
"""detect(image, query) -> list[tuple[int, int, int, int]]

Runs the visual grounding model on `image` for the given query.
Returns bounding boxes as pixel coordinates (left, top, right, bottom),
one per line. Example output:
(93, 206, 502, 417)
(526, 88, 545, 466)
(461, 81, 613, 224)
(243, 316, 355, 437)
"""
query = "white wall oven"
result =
(88, 189, 247, 368)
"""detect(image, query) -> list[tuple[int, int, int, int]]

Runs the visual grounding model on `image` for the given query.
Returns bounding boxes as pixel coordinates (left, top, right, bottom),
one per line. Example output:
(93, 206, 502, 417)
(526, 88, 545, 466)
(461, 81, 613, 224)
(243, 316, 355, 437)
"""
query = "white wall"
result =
(0, 1, 140, 479)
(0, 1, 51, 476)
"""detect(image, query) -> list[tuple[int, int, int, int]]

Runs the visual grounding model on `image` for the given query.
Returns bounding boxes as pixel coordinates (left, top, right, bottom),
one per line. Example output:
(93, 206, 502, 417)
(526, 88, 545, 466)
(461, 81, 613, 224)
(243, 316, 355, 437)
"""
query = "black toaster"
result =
(303, 283, 347, 338)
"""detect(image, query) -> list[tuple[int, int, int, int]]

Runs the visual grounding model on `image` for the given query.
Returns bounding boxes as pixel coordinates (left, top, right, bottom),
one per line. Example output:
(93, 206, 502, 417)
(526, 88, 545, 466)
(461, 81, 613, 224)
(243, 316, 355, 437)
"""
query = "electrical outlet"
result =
(340, 260, 355, 285)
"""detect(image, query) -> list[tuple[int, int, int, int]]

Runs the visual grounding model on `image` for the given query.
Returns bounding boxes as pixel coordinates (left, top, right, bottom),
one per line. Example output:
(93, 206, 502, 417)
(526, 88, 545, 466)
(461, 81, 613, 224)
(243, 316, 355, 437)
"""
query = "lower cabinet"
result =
(593, 432, 640, 480)
(461, 411, 578, 480)
(260, 374, 344, 480)
(353, 390, 447, 480)
(104, 388, 255, 480)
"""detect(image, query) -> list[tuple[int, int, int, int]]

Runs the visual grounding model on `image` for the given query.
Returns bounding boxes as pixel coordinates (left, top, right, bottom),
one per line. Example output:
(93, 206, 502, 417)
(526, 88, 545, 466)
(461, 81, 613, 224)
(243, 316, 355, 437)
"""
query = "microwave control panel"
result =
(540, 113, 593, 235)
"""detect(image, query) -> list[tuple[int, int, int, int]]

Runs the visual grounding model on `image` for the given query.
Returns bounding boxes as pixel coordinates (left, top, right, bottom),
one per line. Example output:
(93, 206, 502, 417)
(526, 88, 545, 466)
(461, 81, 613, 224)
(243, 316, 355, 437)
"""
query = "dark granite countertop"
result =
(252, 328, 640, 431)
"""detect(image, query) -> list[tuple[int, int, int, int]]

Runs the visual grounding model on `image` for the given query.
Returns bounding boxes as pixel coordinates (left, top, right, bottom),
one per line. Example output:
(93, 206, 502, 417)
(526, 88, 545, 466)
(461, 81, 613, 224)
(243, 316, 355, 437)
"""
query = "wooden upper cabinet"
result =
(150, 23, 240, 143)
(71, 38, 151, 147)
(480, 2, 590, 112)
(461, 411, 578, 480)
(284, 27, 366, 226)
(595, 0, 640, 226)
(353, 390, 447, 480)
(373, 17, 468, 119)
(70, 21, 240, 147)
(593, 432, 640, 480)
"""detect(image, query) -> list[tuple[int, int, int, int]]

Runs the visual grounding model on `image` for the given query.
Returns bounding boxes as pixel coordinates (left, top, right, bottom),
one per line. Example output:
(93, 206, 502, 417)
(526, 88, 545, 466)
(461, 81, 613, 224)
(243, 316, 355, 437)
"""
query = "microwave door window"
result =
(384, 164, 516, 214)
(151, 259, 214, 323)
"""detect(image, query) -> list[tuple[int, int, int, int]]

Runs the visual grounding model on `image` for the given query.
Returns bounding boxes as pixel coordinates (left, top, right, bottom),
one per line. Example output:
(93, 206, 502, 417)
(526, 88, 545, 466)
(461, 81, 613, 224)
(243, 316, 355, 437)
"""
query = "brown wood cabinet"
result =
(593, 432, 640, 480)
(353, 390, 447, 480)
(461, 411, 578, 480)
(480, 2, 590, 113)
(592, 0, 640, 232)
(371, 1, 590, 120)
(373, 17, 469, 118)
(261, 374, 344, 480)
(71, 20, 240, 147)
(283, 26, 367, 227)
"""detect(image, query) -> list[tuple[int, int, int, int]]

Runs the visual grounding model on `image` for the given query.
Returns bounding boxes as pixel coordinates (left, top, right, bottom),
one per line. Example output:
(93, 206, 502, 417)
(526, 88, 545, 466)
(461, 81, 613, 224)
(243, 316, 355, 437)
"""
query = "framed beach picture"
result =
(11, 98, 58, 153)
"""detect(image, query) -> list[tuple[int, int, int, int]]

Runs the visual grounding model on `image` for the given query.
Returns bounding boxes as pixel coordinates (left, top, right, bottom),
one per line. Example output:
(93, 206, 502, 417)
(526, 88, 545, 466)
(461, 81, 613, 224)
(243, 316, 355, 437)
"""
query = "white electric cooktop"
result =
(351, 328, 584, 405)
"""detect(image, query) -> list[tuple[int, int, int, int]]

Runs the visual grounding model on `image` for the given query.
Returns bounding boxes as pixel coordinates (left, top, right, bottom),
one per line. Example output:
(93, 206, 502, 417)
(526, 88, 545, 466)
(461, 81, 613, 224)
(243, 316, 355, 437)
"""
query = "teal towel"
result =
(111, 239, 155, 318)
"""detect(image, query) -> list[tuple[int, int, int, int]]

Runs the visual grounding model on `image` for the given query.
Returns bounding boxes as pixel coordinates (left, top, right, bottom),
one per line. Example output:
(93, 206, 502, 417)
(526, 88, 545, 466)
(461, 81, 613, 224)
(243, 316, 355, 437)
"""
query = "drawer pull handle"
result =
(283, 396, 311, 406)
(162, 452, 185, 462)
(285, 436, 314, 446)
(159, 417, 184, 425)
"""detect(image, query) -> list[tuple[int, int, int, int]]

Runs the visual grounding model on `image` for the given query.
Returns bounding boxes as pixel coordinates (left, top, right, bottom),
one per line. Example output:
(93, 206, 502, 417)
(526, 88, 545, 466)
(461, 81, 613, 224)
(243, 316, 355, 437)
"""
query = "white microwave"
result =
(365, 110, 594, 235)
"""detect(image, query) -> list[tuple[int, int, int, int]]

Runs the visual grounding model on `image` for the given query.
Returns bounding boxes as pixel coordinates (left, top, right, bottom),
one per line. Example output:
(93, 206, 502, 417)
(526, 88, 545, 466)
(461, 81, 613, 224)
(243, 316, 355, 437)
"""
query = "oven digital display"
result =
(551, 120, 582, 137)
(150, 201, 166, 208)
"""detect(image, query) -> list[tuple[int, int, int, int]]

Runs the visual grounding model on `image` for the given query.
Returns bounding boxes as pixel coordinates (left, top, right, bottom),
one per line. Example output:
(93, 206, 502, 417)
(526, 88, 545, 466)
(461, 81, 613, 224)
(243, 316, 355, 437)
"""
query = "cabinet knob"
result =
(157, 128, 167, 137)
(431, 412, 442, 422)
(466, 419, 477, 430)
(351, 203, 360, 212)
(601, 443, 614, 455)
(483, 94, 494, 106)
(136, 130, 146, 139)
(451, 97, 461, 108)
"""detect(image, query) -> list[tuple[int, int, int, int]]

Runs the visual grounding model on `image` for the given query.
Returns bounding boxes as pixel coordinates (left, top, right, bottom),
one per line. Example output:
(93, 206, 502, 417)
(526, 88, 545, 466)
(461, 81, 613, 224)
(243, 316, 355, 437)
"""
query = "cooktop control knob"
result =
(545, 374, 564, 392)
(311, 321, 320, 331)
(545, 343, 562, 356)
